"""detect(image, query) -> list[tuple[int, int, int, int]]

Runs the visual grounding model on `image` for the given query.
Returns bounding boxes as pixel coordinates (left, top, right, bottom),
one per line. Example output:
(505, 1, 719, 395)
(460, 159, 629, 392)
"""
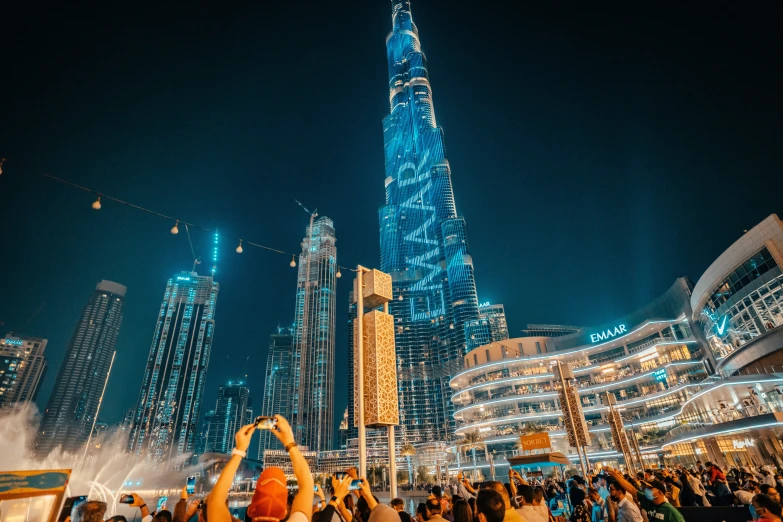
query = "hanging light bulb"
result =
(450, 324, 455, 330)
(290, 255, 297, 267)
(171, 220, 179, 235)
(92, 196, 102, 210)
(398, 294, 403, 301)
(236, 240, 243, 253)
(336, 267, 342, 278)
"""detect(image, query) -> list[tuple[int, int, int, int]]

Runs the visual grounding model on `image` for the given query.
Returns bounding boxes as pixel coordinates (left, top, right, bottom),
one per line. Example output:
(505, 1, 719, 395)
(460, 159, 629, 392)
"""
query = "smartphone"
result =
(157, 497, 167, 511)
(187, 475, 196, 495)
(254, 416, 277, 429)
(348, 479, 363, 491)
(58, 496, 88, 522)
(314, 485, 320, 492)
(335, 472, 347, 480)
(119, 494, 134, 504)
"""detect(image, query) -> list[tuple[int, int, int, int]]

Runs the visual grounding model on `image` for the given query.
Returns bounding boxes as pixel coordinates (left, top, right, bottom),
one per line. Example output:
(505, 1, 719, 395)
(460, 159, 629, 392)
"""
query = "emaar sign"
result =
(590, 324, 627, 343)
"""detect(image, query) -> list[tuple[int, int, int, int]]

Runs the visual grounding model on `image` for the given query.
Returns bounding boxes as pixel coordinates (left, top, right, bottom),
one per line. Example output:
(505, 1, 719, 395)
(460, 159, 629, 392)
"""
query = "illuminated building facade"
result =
(450, 278, 711, 475)
(378, 0, 481, 443)
(258, 331, 295, 460)
(129, 271, 219, 462)
(206, 381, 253, 454)
(37, 280, 126, 455)
(465, 303, 509, 352)
(521, 324, 583, 338)
(0, 334, 47, 407)
(291, 217, 337, 452)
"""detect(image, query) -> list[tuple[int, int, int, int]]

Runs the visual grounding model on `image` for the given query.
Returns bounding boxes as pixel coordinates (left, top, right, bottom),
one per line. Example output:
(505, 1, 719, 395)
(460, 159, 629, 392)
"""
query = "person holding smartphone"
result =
(208, 415, 313, 522)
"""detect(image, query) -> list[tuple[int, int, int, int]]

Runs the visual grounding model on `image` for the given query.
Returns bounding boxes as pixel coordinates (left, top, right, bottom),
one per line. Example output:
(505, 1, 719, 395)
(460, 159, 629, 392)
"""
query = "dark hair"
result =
(546, 486, 557, 500)
(518, 485, 534, 505)
(569, 487, 586, 506)
(468, 497, 476, 512)
(476, 490, 505, 522)
(153, 510, 173, 522)
(344, 494, 355, 511)
(358, 497, 373, 519)
(417, 502, 429, 521)
(534, 486, 546, 501)
(432, 486, 442, 498)
(426, 498, 442, 514)
(481, 481, 509, 503)
(72, 501, 108, 522)
(392, 498, 405, 508)
(754, 494, 783, 517)
(608, 480, 625, 494)
(453, 499, 473, 522)
(761, 485, 778, 496)
(591, 476, 601, 485)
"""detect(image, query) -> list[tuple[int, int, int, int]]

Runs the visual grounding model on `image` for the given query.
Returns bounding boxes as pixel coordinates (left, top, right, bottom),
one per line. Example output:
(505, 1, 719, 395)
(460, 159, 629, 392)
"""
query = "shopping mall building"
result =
(449, 214, 783, 476)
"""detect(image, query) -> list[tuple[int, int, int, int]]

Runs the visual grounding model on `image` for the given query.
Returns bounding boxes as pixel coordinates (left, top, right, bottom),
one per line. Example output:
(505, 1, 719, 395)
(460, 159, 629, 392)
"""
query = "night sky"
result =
(2, 1, 782, 447)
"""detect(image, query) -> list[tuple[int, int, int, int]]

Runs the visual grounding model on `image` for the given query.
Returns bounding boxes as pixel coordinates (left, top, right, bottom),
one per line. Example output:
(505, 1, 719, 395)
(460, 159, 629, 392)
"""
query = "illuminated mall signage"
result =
(732, 438, 755, 450)
(479, 302, 490, 307)
(590, 324, 627, 343)
(176, 276, 191, 281)
(715, 316, 729, 337)
(3, 339, 23, 346)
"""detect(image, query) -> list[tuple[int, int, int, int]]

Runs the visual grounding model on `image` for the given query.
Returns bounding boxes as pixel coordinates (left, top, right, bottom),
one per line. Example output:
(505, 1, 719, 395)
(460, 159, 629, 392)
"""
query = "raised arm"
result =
(330, 475, 354, 522)
(359, 478, 378, 511)
(272, 415, 314, 516)
(605, 468, 639, 498)
(208, 423, 256, 521)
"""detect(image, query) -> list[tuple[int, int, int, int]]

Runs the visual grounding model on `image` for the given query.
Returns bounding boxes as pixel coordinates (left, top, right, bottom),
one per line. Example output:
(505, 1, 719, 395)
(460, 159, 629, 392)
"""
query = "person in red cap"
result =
(208, 415, 314, 522)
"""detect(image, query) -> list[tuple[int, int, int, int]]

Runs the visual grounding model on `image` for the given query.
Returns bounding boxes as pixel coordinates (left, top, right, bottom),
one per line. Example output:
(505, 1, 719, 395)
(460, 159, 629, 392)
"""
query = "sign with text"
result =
(519, 432, 551, 451)
(0, 469, 71, 522)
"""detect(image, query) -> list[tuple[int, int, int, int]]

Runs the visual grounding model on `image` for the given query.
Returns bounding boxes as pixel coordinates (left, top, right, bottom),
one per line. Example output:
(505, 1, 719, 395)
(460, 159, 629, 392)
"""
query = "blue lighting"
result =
(3, 339, 23, 346)
(715, 315, 729, 336)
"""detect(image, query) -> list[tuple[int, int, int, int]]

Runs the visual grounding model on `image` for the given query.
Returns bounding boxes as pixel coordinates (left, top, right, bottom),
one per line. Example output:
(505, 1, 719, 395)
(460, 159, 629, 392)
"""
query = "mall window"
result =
(535, 342, 541, 354)
(707, 248, 778, 311)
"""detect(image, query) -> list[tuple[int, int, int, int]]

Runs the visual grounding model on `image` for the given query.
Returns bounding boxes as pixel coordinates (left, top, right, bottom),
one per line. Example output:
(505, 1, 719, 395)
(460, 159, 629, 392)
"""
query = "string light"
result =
(398, 294, 403, 301)
(38, 172, 357, 275)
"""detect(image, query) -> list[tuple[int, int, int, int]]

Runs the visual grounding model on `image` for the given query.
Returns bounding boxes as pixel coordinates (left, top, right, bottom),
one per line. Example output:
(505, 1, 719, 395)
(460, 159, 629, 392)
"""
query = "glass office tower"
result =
(0, 334, 48, 408)
(378, 0, 481, 442)
(206, 381, 252, 454)
(129, 271, 219, 462)
(258, 331, 295, 460)
(291, 217, 337, 452)
(37, 280, 126, 455)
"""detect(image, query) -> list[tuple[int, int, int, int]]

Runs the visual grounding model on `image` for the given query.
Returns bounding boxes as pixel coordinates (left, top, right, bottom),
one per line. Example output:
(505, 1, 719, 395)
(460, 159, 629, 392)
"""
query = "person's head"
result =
(591, 475, 605, 488)
(153, 511, 172, 522)
(344, 494, 355, 512)
(416, 502, 429, 522)
(357, 496, 374, 519)
(533, 486, 545, 504)
(475, 490, 505, 522)
(753, 494, 783, 521)
(569, 487, 586, 507)
(762, 485, 782, 503)
(640, 479, 667, 504)
(432, 486, 443, 499)
(587, 487, 600, 503)
(696, 461, 702, 467)
(643, 469, 654, 481)
(426, 498, 442, 517)
(247, 467, 289, 522)
(392, 498, 405, 512)
(608, 481, 625, 503)
(452, 499, 473, 522)
(705, 462, 714, 470)
(776, 475, 783, 484)
(71, 501, 107, 522)
(516, 485, 534, 506)
(480, 481, 510, 509)
(748, 481, 762, 493)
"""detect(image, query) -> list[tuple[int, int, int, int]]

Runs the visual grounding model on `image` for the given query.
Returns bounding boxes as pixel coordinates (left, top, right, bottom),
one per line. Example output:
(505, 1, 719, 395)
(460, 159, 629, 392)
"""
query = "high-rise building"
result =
(129, 271, 219, 462)
(195, 409, 215, 456)
(291, 217, 337, 453)
(0, 334, 48, 408)
(37, 280, 126, 455)
(206, 381, 253, 454)
(377, 0, 482, 443)
(465, 303, 510, 351)
(337, 407, 349, 450)
(258, 331, 294, 460)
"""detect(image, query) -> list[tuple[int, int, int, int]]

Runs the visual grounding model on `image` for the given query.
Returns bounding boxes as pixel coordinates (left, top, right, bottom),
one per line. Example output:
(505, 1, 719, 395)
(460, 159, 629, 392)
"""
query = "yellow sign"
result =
(0, 469, 71, 522)
(519, 432, 551, 451)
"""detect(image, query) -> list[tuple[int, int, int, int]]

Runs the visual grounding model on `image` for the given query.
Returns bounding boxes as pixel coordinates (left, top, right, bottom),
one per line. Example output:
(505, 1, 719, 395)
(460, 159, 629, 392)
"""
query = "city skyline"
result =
(1, 0, 781, 431)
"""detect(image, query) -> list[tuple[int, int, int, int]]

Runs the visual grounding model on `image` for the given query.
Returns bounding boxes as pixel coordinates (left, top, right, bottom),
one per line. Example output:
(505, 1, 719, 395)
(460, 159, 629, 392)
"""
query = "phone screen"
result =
(314, 485, 320, 492)
(254, 416, 277, 430)
(119, 494, 134, 504)
(187, 476, 196, 495)
(157, 497, 167, 511)
(335, 472, 347, 480)
(348, 479, 362, 491)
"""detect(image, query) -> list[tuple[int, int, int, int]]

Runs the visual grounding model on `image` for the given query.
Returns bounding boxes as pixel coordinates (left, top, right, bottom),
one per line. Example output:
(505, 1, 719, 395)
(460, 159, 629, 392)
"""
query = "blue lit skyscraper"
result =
(378, 1, 481, 443)
(129, 271, 219, 462)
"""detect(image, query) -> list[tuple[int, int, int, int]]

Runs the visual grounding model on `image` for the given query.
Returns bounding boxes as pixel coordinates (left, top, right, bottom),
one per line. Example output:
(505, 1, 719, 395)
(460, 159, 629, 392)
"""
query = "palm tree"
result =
(416, 465, 431, 485)
(400, 443, 416, 486)
(397, 470, 409, 484)
(461, 431, 484, 480)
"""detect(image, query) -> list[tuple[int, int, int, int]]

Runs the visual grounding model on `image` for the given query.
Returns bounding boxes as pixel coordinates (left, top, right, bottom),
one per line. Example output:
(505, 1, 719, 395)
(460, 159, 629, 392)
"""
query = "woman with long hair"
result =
(452, 499, 473, 522)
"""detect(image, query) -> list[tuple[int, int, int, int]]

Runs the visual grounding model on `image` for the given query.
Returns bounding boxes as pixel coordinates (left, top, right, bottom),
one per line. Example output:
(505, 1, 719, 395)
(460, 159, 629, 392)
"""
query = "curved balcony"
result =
(450, 318, 685, 389)
(453, 360, 705, 419)
(454, 379, 703, 436)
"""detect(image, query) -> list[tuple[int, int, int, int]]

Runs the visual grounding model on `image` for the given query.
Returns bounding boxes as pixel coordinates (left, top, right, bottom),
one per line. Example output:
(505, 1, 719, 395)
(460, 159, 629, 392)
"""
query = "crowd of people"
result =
(59, 417, 783, 522)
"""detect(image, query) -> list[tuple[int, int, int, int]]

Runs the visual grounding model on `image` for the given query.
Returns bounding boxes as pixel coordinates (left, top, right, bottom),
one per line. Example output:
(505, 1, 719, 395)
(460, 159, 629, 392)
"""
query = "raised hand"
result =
(234, 423, 256, 452)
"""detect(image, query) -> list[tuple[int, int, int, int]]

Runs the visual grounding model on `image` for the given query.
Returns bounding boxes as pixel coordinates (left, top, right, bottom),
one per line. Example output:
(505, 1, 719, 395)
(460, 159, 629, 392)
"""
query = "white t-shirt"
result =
(289, 511, 310, 522)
